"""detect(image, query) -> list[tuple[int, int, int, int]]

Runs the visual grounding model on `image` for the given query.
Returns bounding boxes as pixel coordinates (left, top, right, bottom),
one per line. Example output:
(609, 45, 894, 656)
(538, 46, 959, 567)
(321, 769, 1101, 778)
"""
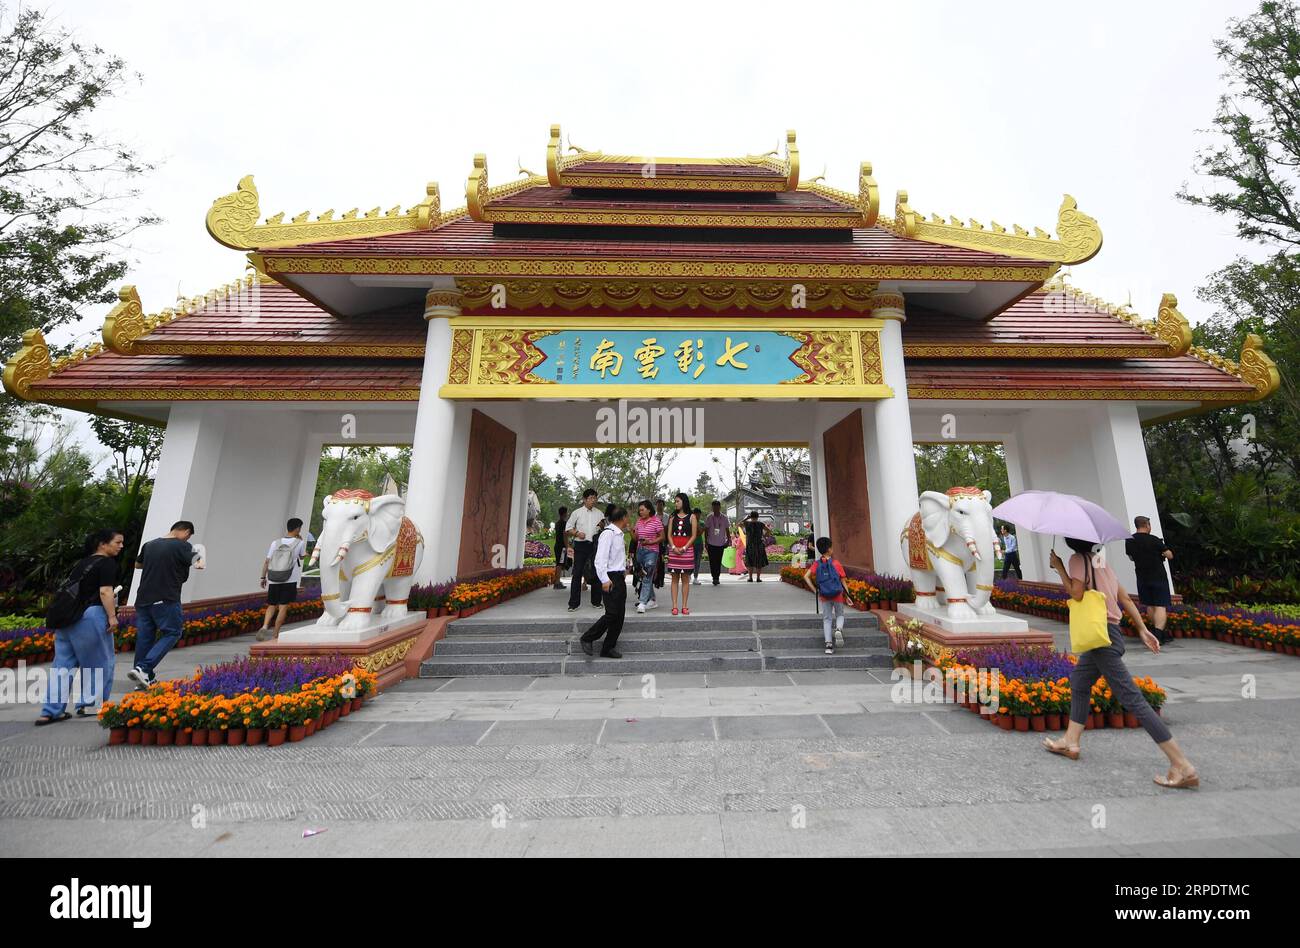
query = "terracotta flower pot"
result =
(1013, 716, 1030, 732)
(1092, 712, 1106, 729)
(1106, 713, 1124, 729)
(127, 727, 143, 744)
(108, 727, 127, 745)
(208, 729, 225, 746)
(996, 713, 1012, 730)
(288, 724, 307, 742)
(352, 697, 363, 712)
(1045, 713, 1062, 731)
(157, 728, 176, 746)
(176, 728, 192, 746)
(340, 701, 351, 717)
(1030, 715, 1046, 732)
(267, 727, 287, 746)
(226, 728, 246, 746)
(1124, 712, 1140, 729)
(1084, 715, 1095, 730)
(245, 727, 264, 745)
(141, 729, 157, 746)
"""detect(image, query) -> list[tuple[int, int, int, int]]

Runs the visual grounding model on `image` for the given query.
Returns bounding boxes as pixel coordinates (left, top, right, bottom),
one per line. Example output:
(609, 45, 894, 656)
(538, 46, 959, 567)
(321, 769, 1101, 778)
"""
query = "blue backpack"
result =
(815, 558, 845, 598)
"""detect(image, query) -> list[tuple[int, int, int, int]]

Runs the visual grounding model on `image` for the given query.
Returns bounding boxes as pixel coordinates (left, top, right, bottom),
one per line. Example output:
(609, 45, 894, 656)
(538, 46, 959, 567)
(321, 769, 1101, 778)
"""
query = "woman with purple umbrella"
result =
(992, 492, 1199, 790)
(1042, 537, 1198, 789)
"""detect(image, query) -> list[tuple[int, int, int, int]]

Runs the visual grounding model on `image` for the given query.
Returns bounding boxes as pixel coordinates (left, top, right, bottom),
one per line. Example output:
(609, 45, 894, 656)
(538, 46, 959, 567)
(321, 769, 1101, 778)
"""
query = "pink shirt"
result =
(1068, 553, 1122, 623)
(634, 516, 663, 548)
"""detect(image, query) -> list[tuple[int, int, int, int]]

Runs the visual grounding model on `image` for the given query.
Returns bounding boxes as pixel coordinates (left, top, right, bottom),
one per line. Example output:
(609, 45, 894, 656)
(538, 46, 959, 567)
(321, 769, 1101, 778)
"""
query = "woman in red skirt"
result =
(666, 492, 698, 615)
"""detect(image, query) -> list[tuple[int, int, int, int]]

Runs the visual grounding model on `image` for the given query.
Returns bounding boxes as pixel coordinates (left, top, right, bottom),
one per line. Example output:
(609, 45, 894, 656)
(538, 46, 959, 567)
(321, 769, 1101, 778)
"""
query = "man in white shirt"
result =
(256, 518, 307, 640)
(579, 506, 629, 659)
(566, 488, 604, 611)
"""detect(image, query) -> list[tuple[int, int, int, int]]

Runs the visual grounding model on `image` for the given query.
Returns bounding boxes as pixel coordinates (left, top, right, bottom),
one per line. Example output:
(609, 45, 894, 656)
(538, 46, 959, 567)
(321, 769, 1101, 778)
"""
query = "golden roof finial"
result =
(466, 154, 490, 220)
(102, 286, 147, 355)
(2, 329, 52, 401)
(1238, 333, 1281, 398)
(1153, 293, 1192, 356)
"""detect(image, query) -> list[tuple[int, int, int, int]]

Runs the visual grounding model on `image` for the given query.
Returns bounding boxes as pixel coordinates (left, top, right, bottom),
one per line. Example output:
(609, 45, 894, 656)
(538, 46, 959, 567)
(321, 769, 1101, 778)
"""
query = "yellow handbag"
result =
(1068, 589, 1112, 653)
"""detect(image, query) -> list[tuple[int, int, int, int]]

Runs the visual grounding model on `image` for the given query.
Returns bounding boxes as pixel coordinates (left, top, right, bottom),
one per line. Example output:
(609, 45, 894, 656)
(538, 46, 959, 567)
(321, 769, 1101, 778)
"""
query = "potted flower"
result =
(99, 702, 128, 745)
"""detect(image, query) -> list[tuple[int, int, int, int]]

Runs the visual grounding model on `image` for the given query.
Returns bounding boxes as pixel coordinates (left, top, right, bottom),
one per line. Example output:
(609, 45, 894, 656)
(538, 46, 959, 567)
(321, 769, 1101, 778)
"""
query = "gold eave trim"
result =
(440, 384, 894, 401)
(884, 192, 1103, 265)
(259, 255, 1058, 283)
(26, 386, 421, 402)
(470, 206, 865, 228)
(907, 386, 1261, 402)
(457, 278, 882, 313)
(206, 176, 449, 251)
(903, 344, 1170, 358)
(546, 125, 798, 192)
(126, 341, 426, 357)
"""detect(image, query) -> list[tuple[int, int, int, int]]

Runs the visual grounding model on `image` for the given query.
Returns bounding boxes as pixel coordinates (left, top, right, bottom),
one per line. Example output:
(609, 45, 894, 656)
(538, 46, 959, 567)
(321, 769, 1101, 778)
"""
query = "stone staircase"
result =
(419, 610, 891, 677)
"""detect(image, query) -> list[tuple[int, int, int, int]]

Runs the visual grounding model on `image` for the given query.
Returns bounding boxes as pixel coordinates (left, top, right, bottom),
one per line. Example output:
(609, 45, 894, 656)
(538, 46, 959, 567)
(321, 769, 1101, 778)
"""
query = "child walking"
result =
(803, 537, 850, 654)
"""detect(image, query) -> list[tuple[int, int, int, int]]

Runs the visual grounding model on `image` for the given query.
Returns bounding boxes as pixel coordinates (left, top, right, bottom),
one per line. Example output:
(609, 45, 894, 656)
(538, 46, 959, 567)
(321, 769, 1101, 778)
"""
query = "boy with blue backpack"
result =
(803, 537, 853, 654)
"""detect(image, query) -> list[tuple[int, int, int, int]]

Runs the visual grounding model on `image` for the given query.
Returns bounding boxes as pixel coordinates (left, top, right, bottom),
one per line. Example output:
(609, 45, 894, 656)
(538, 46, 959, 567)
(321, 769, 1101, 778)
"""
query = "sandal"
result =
(35, 712, 71, 726)
(1154, 771, 1199, 790)
(1042, 737, 1080, 760)
(671, 608, 678, 616)
(682, 608, 690, 615)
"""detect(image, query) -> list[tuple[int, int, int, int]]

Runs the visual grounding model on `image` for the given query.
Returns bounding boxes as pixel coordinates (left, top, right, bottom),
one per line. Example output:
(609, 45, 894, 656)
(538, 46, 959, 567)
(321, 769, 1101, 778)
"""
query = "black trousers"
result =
(581, 572, 626, 653)
(568, 541, 602, 608)
(1001, 551, 1022, 580)
(654, 541, 666, 587)
(707, 543, 726, 583)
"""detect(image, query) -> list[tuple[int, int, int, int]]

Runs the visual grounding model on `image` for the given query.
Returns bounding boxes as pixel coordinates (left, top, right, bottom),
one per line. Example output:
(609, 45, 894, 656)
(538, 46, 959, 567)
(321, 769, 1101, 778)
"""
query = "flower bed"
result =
(991, 580, 1300, 655)
(779, 565, 912, 610)
(932, 642, 1166, 732)
(524, 539, 552, 559)
(1, 598, 324, 667)
(98, 655, 377, 747)
(409, 566, 554, 618)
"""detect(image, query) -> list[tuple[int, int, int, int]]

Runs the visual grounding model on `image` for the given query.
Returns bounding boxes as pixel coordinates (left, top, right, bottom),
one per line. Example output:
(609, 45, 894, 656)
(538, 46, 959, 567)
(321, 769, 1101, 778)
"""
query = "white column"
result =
(1091, 403, 1168, 592)
(869, 288, 920, 576)
(406, 281, 469, 583)
(808, 432, 828, 540)
(507, 435, 531, 567)
(1002, 428, 1047, 582)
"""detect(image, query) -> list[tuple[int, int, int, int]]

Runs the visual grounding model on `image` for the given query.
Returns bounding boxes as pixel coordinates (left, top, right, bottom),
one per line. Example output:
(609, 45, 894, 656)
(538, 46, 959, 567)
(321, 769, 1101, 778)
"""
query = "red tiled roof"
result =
(902, 293, 1169, 357)
(565, 161, 785, 181)
(261, 218, 1051, 272)
(491, 184, 850, 214)
(906, 357, 1256, 399)
(33, 353, 423, 398)
(135, 281, 424, 354)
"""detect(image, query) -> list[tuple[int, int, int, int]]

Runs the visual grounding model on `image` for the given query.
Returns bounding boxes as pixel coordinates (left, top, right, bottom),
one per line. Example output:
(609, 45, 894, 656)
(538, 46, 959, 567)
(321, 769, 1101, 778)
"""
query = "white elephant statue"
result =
(309, 488, 425, 631)
(526, 489, 542, 533)
(899, 486, 1003, 621)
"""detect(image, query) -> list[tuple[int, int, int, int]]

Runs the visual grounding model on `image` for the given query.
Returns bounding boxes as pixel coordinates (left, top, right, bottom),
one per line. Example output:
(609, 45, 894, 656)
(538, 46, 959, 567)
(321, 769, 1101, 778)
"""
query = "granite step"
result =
(763, 648, 894, 670)
(444, 611, 881, 636)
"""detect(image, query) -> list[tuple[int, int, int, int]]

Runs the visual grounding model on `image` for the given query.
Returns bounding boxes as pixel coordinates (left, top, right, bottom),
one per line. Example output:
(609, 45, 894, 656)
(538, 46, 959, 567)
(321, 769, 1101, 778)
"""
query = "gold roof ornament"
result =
(1152, 293, 1193, 356)
(545, 124, 800, 192)
(102, 286, 147, 355)
(465, 153, 548, 222)
(205, 176, 446, 250)
(2, 329, 52, 400)
(798, 161, 880, 228)
(885, 191, 1103, 265)
(1237, 333, 1281, 399)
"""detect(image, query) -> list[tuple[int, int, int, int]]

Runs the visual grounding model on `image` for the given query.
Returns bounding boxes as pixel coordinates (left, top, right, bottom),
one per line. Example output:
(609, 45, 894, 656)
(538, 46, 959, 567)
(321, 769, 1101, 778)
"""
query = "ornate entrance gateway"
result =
(4, 125, 1280, 600)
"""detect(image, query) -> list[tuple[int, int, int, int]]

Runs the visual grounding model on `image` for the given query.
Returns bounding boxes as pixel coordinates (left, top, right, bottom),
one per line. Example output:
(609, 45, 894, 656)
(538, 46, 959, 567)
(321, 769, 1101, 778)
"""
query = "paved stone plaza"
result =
(2, 583, 1298, 857)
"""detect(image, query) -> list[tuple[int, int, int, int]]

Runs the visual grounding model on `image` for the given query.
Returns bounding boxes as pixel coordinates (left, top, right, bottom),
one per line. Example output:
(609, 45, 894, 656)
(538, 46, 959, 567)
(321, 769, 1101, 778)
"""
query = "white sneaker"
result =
(636, 603, 646, 614)
(647, 600, 658, 610)
(834, 629, 845, 648)
(692, 578, 701, 585)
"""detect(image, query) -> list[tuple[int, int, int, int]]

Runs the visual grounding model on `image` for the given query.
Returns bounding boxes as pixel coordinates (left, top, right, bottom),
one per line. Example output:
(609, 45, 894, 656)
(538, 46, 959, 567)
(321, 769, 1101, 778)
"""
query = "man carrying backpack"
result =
(802, 537, 853, 655)
(257, 518, 308, 641)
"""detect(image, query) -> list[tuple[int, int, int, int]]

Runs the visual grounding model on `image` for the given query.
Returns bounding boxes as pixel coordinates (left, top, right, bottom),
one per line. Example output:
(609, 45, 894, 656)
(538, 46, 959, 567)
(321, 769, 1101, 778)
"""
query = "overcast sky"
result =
(36, 0, 1264, 489)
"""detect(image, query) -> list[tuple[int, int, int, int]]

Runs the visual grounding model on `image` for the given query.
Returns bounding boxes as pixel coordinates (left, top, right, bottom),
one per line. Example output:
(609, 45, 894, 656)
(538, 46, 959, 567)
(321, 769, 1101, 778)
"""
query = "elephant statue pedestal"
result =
(277, 610, 428, 646)
(896, 601, 1029, 636)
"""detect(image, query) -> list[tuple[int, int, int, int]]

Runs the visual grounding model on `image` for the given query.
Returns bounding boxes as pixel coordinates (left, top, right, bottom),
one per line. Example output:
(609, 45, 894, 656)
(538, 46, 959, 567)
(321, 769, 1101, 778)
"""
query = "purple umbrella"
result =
(990, 491, 1129, 544)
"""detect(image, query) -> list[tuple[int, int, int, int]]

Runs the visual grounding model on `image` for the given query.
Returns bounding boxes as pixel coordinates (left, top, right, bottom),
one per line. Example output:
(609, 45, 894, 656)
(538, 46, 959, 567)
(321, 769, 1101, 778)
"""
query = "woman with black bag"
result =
(35, 529, 123, 726)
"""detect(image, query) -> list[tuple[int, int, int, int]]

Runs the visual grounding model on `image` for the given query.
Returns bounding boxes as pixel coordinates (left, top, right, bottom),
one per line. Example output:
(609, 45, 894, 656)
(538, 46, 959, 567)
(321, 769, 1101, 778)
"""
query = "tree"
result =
(309, 445, 410, 537)
(528, 456, 572, 530)
(709, 447, 764, 516)
(1149, 0, 1300, 590)
(693, 471, 718, 503)
(0, 4, 158, 362)
(914, 444, 1011, 506)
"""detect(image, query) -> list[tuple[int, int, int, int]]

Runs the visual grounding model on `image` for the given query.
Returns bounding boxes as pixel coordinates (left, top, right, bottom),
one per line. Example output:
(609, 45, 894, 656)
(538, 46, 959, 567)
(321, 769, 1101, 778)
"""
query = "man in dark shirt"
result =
(128, 520, 200, 687)
(1126, 515, 1174, 644)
